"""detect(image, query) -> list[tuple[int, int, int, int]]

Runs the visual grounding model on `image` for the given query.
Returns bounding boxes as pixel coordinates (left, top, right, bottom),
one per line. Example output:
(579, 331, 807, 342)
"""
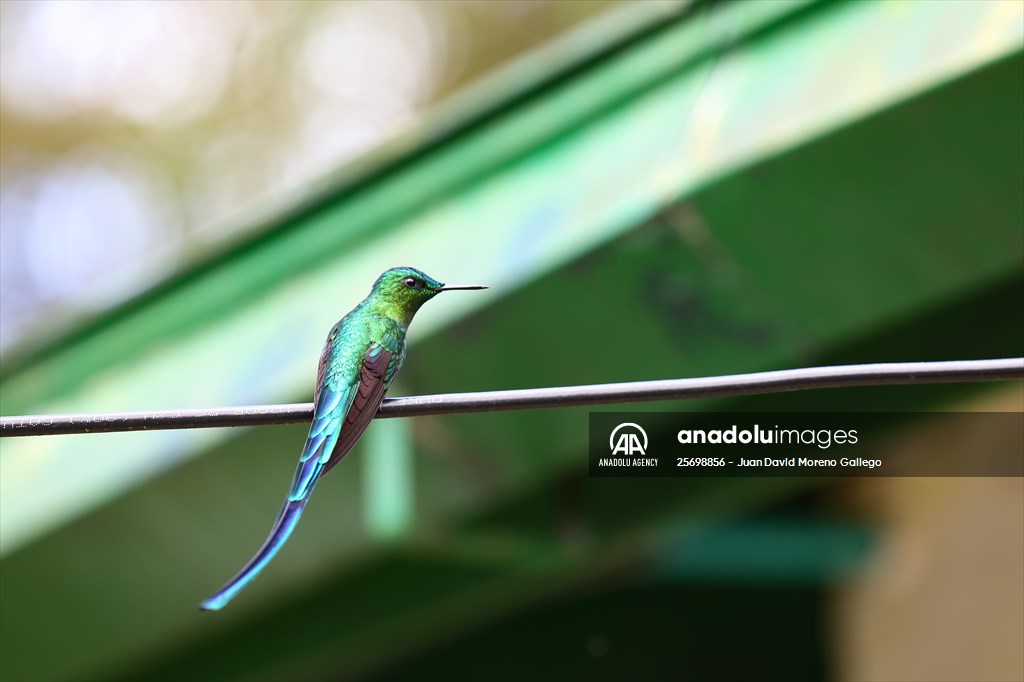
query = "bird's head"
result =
(369, 267, 486, 324)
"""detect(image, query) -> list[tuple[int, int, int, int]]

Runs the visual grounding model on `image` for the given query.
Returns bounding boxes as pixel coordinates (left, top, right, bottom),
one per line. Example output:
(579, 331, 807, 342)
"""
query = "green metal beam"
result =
(655, 520, 875, 582)
(363, 414, 414, 541)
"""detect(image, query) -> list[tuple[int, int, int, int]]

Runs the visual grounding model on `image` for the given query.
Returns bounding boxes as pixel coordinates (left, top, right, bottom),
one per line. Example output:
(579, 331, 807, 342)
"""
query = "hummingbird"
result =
(200, 267, 486, 611)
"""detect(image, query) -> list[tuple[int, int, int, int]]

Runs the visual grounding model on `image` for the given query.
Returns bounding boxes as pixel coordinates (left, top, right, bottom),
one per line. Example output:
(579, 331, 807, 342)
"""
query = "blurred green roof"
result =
(1, 1, 1022, 680)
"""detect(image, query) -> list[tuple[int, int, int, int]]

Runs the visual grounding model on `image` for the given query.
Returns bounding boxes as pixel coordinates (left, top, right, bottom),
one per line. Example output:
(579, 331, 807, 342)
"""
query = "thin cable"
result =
(1, 358, 1021, 437)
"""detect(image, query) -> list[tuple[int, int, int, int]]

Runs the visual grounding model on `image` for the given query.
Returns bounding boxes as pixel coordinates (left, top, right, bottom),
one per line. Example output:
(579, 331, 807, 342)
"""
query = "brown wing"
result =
(321, 344, 392, 475)
(313, 326, 339, 405)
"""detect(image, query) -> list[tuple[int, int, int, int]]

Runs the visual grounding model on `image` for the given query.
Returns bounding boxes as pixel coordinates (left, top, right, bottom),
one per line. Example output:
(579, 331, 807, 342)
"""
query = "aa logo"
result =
(609, 423, 648, 456)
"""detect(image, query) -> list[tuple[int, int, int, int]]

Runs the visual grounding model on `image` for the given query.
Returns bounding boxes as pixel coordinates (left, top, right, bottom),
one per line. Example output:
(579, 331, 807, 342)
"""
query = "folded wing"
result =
(199, 335, 399, 610)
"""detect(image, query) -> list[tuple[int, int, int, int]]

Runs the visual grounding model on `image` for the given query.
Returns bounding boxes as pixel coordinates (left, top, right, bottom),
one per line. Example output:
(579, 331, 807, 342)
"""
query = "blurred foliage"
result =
(0, 0, 618, 351)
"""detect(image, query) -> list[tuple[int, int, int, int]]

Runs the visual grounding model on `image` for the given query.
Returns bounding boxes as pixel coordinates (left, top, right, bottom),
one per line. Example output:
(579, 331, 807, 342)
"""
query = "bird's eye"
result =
(403, 277, 423, 289)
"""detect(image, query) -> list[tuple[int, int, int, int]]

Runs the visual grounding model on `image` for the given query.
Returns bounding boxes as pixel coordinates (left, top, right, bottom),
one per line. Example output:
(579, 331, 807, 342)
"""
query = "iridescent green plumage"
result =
(201, 267, 485, 610)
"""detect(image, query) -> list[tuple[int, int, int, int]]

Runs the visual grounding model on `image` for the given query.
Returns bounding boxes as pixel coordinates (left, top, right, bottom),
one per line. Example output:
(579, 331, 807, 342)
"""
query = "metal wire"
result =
(1, 358, 1021, 437)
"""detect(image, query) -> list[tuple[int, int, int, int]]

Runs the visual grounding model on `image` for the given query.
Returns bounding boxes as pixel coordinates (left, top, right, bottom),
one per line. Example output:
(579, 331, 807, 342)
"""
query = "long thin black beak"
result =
(437, 284, 488, 291)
